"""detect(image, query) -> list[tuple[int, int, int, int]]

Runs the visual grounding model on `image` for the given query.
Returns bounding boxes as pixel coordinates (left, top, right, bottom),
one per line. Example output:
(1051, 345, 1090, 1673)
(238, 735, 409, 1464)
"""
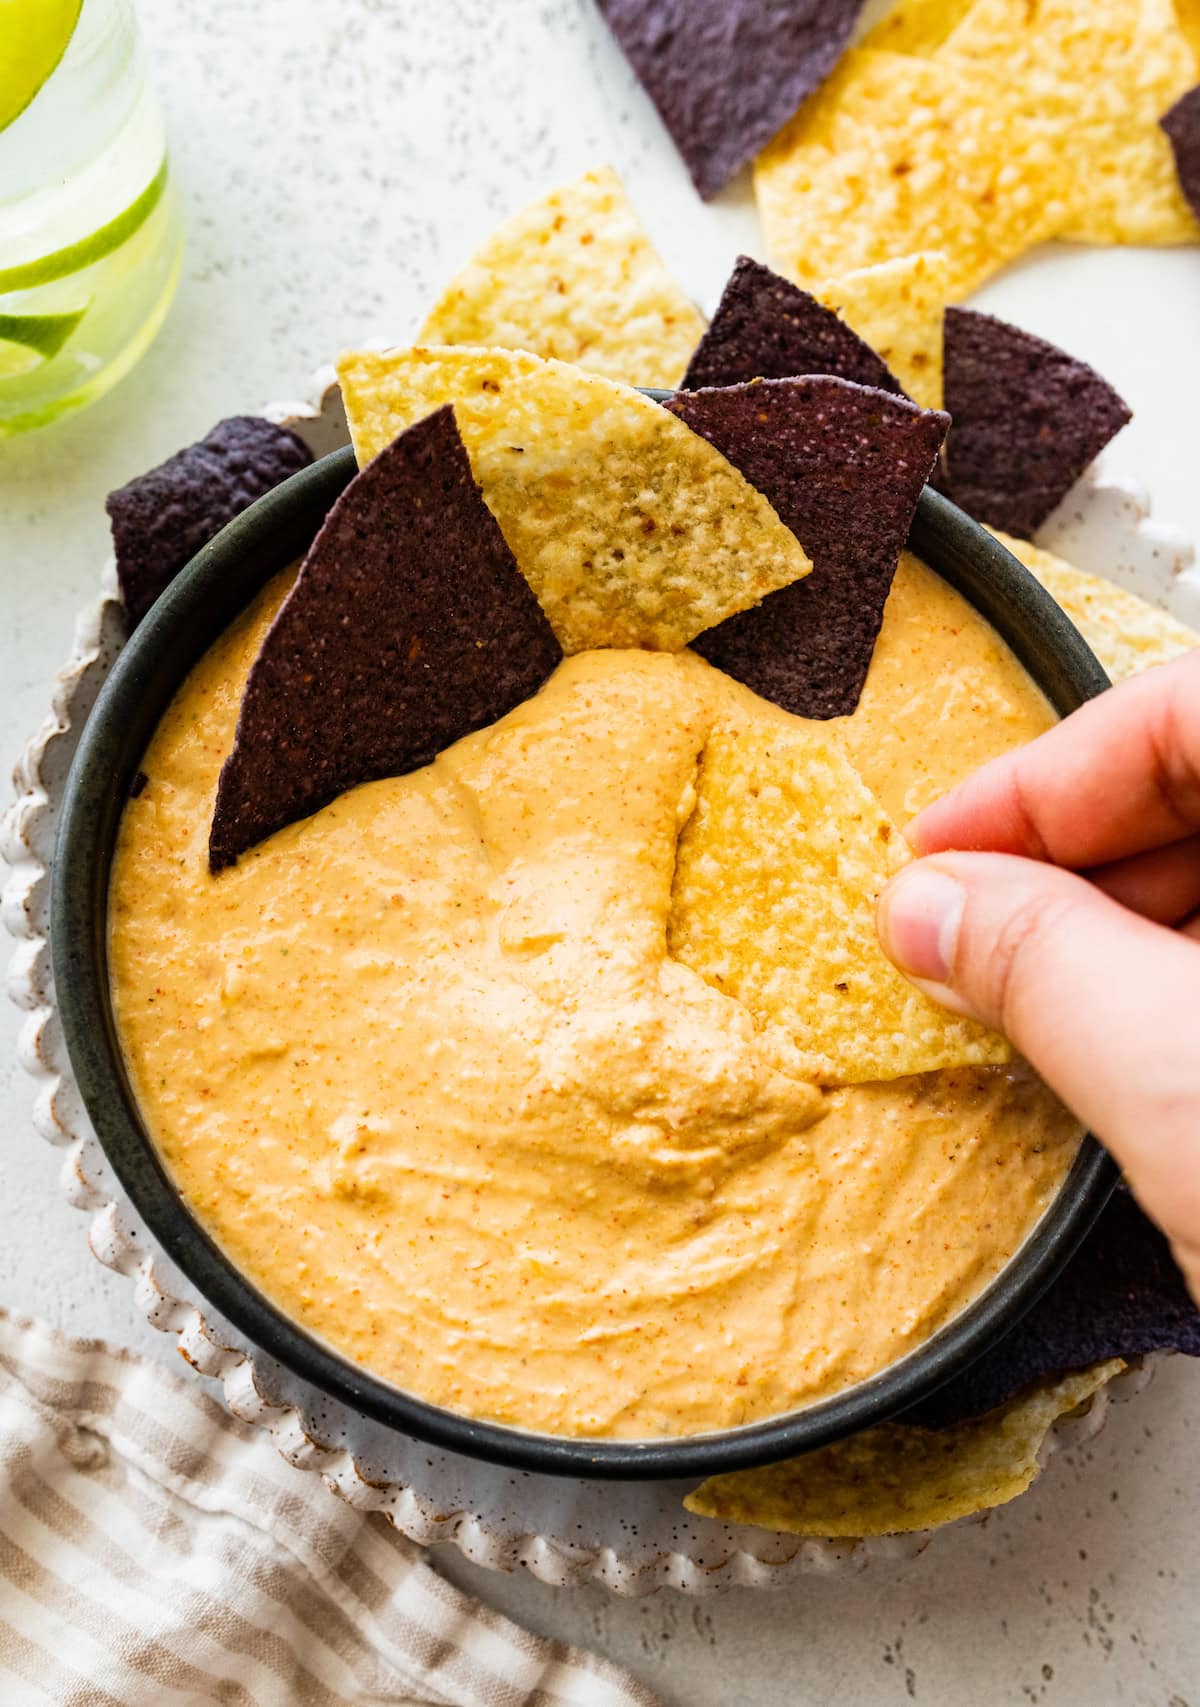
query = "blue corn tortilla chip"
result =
(596, 1, 868, 200)
(683, 256, 906, 395)
(935, 308, 1132, 539)
(1161, 84, 1200, 223)
(908, 1188, 1200, 1429)
(107, 416, 313, 627)
(209, 406, 562, 871)
(667, 376, 947, 718)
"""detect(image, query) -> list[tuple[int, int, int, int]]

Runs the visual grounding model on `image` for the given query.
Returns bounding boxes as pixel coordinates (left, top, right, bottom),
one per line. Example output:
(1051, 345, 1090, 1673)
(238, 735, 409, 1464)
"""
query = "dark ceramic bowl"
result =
(53, 442, 1117, 1481)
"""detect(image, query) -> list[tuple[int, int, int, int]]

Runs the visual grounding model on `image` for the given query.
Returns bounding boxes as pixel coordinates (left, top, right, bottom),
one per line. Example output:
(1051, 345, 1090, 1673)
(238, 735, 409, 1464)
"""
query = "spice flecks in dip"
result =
(108, 554, 1081, 1439)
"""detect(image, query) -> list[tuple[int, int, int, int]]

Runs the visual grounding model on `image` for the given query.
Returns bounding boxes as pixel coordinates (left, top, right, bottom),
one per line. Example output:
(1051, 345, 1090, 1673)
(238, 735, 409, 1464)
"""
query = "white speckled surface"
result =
(1, 2, 1199, 1700)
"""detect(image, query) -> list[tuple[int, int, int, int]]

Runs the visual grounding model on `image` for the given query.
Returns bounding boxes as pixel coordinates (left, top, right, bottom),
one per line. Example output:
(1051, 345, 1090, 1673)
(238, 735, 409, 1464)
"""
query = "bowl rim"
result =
(52, 442, 1118, 1481)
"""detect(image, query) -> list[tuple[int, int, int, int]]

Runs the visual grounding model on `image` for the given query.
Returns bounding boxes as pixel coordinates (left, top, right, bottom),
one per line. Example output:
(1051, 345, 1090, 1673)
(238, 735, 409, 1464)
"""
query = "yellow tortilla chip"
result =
(684, 1361, 1122, 1538)
(754, 49, 1079, 301)
(761, 1, 1197, 287)
(860, 0, 974, 55)
(667, 720, 1009, 1084)
(941, 0, 1199, 246)
(1176, 0, 1200, 60)
(995, 532, 1200, 682)
(336, 345, 812, 655)
(417, 167, 706, 388)
(817, 251, 948, 409)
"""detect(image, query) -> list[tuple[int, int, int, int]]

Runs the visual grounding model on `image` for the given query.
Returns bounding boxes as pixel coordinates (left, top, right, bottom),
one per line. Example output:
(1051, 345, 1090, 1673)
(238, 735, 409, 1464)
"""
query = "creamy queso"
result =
(109, 553, 1081, 1439)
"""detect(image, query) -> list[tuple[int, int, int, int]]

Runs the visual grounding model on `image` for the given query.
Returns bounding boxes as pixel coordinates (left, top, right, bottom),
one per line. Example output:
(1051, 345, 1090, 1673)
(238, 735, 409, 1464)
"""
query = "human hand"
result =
(875, 650, 1200, 1303)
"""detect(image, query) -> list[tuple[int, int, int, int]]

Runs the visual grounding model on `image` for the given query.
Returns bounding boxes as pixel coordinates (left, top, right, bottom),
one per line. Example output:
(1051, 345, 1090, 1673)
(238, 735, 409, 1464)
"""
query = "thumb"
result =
(877, 852, 1200, 1288)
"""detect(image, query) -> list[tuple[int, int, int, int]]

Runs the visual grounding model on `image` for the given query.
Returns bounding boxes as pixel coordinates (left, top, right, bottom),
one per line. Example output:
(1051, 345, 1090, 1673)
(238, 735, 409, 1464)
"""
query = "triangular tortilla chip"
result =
(936, 308, 1131, 538)
(209, 407, 562, 870)
(1161, 83, 1200, 224)
(682, 255, 904, 395)
(418, 166, 705, 388)
(864, 0, 1198, 241)
(754, 48, 1080, 301)
(668, 721, 1010, 1083)
(1177, 0, 1200, 60)
(336, 345, 812, 654)
(860, 0, 974, 54)
(990, 532, 1198, 682)
(815, 251, 948, 410)
(684, 1362, 1121, 1538)
(667, 377, 947, 718)
(107, 417, 312, 628)
(942, 0, 1198, 245)
(596, 0, 868, 199)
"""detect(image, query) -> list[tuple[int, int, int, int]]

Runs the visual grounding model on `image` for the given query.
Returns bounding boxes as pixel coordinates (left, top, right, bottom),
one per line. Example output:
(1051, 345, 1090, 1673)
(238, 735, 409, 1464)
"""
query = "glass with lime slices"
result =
(0, 0, 183, 436)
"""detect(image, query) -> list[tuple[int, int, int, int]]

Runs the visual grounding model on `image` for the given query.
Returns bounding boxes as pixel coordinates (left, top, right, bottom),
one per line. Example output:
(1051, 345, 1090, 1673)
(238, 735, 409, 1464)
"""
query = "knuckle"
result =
(1005, 764, 1052, 862)
(1150, 661, 1200, 830)
(972, 887, 1078, 1041)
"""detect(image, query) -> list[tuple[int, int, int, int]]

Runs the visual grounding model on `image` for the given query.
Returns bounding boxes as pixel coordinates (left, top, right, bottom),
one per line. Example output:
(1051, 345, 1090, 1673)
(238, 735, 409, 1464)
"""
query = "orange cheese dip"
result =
(108, 553, 1080, 1439)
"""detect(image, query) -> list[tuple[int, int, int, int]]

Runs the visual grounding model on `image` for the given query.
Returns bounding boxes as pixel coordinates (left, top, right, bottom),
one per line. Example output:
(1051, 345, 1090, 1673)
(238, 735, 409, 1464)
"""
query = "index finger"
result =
(912, 648, 1200, 868)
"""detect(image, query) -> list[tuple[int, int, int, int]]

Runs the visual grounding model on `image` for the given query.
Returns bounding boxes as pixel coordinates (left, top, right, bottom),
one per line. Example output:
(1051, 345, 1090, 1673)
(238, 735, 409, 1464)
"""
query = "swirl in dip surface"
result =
(108, 552, 1081, 1439)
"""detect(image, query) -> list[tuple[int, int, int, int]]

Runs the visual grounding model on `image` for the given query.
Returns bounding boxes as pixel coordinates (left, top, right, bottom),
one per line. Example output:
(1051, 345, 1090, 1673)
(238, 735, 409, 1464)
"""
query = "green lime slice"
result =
(0, 341, 39, 380)
(0, 305, 87, 366)
(0, 156, 168, 294)
(0, 0, 83, 134)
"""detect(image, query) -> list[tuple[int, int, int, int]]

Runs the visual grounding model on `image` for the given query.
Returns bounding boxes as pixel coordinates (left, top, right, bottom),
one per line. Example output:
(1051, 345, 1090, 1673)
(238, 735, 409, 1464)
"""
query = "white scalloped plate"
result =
(4, 374, 1197, 1596)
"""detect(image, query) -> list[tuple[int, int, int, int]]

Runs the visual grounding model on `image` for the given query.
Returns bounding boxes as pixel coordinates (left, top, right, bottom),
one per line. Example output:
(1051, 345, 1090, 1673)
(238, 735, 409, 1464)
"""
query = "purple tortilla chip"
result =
(908, 1189, 1200, 1429)
(596, 0, 868, 200)
(208, 406, 562, 872)
(1161, 84, 1200, 223)
(667, 377, 947, 718)
(935, 308, 1132, 539)
(107, 416, 313, 628)
(683, 256, 906, 396)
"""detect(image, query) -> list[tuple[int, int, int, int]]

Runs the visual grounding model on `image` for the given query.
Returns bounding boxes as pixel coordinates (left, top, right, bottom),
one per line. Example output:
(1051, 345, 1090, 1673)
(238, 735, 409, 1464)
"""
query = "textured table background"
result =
(3, 3, 1200, 1702)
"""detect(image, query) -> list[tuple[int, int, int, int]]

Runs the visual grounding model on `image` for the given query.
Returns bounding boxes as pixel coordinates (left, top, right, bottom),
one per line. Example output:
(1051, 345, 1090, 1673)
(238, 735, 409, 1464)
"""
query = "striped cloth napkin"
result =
(0, 1310, 660, 1707)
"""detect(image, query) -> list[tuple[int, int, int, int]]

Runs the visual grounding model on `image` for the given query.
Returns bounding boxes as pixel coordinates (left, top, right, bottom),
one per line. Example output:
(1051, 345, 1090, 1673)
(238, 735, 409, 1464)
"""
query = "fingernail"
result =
(877, 864, 965, 983)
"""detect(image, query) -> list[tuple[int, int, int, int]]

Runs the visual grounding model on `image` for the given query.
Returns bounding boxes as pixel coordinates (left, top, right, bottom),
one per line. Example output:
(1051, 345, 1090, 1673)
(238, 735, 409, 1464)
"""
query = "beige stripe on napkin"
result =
(0, 1310, 659, 1707)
